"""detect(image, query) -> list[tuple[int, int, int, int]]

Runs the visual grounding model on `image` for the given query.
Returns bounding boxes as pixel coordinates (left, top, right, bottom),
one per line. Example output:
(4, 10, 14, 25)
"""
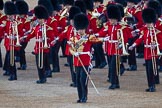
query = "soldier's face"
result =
(38, 19, 44, 25)
(94, 2, 101, 8)
(77, 29, 86, 36)
(127, 2, 135, 8)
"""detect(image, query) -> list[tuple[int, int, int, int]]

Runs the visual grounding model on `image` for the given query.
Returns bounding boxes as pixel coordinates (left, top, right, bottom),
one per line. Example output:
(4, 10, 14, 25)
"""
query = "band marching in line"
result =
(0, 0, 162, 103)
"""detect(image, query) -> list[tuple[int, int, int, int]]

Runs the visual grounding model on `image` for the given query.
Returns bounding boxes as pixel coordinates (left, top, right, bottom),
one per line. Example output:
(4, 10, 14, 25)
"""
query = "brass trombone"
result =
(38, 23, 48, 69)
(10, 21, 21, 66)
(150, 25, 162, 75)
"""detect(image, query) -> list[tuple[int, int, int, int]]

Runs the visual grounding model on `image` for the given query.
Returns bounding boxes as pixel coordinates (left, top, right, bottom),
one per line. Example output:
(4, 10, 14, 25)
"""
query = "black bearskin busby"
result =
(15, 0, 28, 15)
(4, 1, 18, 15)
(147, 0, 162, 17)
(34, 5, 49, 19)
(116, 4, 124, 18)
(69, 6, 81, 20)
(74, 0, 86, 14)
(38, 0, 53, 16)
(142, 8, 157, 23)
(93, 0, 103, 4)
(0, 0, 3, 10)
(50, 0, 61, 11)
(63, 0, 74, 6)
(83, 0, 94, 11)
(115, 0, 127, 7)
(107, 4, 121, 21)
(74, 13, 89, 30)
(126, 0, 140, 4)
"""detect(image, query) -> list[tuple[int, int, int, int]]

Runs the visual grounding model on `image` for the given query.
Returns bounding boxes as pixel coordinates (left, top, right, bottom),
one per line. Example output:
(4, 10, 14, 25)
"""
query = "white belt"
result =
(144, 45, 157, 48)
(109, 40, 118, 43)
(7, 36, 16, 39)
(35, 39, 44, 42)
(78, 51, 93, 59)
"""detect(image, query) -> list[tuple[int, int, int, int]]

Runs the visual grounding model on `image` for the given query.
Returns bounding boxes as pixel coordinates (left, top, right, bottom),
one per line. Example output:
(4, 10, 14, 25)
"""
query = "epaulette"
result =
(25, 17, 32, 24)
(46, 25, 53, 31)
(155, 28, 161, 35)
(2, 21, 6, 26)
(134, 8, 141, 14)
(0, 14, 5, 19)
(59, 15, 66, 21)
(50, 17, 57, 24)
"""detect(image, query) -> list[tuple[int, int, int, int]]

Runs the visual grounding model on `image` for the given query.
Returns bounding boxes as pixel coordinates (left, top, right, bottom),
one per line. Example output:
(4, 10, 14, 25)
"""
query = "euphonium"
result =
(117, 29, 129, 56)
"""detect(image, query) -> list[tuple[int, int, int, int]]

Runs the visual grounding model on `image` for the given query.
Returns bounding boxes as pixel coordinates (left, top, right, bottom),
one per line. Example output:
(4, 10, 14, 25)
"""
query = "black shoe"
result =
(64, 63, 69, 67)
(8, 75, 17, 81)
(3, 71, 10, 76)
(109, 84, 120, 89)
(60, 55, 67, 58)
(145, 86, 156, 92)
(93, 65, 99, 68)
(31, 51, 36, 55)
(17, 65, 27, 70)
(80, 97, 87, 103)
(159, 66, 162, 72)
(120, 65, 125, 76)
(46, 70, 52, 78)
(107, 79, 110, 82)
(36, 79, 46, 84)
(77, 100, 81, 103)
(51, 68, 60, 73)
(98, 62, 107, 68)
(46, 74, 52, 78)
(70, 83, 77, 87)
(136, 53, 144, 58)
(126, 65, 137, 71)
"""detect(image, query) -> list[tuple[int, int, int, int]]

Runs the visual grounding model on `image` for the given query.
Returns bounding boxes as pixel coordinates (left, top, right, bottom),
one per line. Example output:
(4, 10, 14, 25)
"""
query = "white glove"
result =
(67, 41, 72, 45)
(103, 36, 110, 41)
(74, 52, 80, 57)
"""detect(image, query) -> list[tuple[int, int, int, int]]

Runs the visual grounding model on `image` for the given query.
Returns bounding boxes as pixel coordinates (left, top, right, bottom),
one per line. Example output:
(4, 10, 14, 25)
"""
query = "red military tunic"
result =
(134, 26, 162, 60)
(127, 6, 144, 29)
(26, 22, 54, 54)
(69, 34, 104, 66)
(59, 25, 76, 56)
(0, 12, 7, 39)
(97, 22, 133, 55)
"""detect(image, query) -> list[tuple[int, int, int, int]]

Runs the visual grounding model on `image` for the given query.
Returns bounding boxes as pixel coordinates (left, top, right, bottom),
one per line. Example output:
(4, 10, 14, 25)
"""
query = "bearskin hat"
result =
(107, 4, 121, 21)
(4, 1, 18, 15)
(58, 0, 63, 4)
(63, 0, 74, 6)
(83, 0, 94, 11)
(34, 5, 49, 19)
(142, 8, 157, 23)
(74, 13, 89, 30)
(0, 0, 3, 10)
(50, 0, 61, 11)
(115, 0, 127, 7)
(74, 0, 86, 14)
(147, 0, 162, 17)
(38, 0, 53, 16)
(126, 0, 140, 4)
(93, 0, 103, 4)
(69, 6, 81, 20)
(15, 0, 28, 15)
(116, 4, 124, 18)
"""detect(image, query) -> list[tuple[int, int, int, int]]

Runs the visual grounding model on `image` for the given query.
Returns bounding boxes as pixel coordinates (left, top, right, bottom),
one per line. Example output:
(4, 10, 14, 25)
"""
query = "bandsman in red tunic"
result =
(87, 0, 107, 69)
(146, 0, 161, 85)
(129, 8, 162, 92)
(69, 13, 109, 103)
(2, 1, 20, 80)
(0, 0, 6, 67)
(22, 6, 54, 84)
(55, 6, 81, 87)
(96, 4, 133, 89)
(15, 0, 29, 70)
